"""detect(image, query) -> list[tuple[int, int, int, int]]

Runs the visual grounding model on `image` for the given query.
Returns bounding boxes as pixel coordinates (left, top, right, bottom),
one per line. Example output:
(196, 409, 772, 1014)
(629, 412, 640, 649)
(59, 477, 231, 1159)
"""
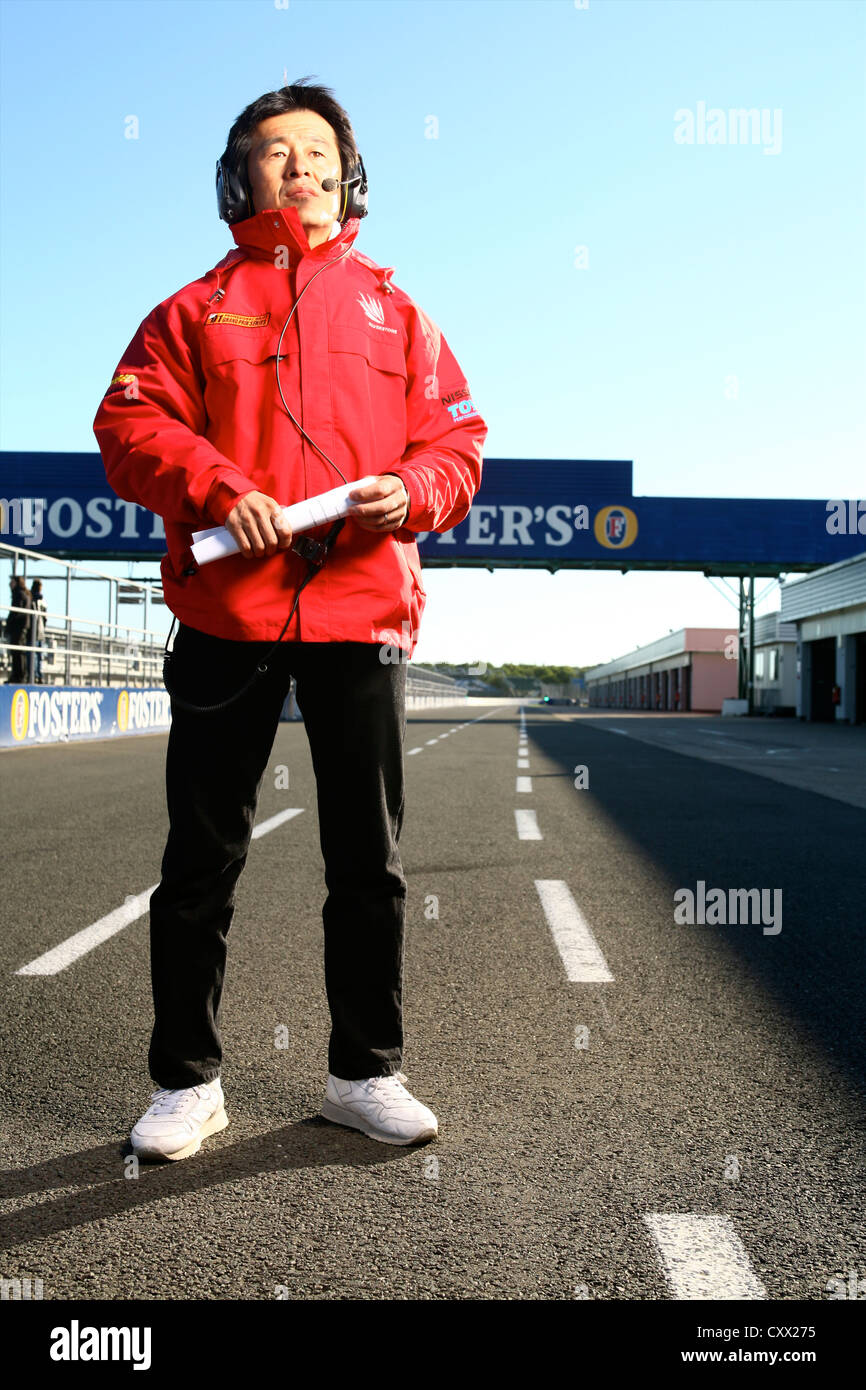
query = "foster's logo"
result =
(594, 505, 639, 550)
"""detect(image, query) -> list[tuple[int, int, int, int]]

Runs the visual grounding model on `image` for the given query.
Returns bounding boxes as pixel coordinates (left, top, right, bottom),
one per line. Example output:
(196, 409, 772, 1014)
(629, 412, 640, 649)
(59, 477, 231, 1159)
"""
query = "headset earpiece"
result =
(215, 157, 253, 225)
(340, 154, 368, 222)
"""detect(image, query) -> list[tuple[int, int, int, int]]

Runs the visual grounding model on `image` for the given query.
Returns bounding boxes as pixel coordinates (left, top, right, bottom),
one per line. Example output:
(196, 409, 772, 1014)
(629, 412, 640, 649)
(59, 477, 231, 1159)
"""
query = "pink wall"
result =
(690, 652, 738, 711)
(684, 628, 738, 652)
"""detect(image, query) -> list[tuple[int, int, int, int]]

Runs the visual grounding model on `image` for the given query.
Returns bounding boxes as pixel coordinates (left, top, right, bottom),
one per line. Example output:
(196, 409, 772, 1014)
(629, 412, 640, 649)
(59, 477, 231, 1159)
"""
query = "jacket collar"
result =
(230, 204, 361, 264)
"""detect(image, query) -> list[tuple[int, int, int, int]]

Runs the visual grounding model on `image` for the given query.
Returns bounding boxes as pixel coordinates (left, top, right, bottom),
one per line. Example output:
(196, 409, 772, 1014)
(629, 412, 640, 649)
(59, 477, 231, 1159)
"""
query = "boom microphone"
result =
(321, 177, 342, 191)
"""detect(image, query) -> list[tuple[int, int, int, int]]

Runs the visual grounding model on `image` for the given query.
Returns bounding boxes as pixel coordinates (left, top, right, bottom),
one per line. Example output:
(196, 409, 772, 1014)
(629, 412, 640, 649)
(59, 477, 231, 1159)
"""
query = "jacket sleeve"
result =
(92, 295, 259, 528)
(391, 301, 487, 533)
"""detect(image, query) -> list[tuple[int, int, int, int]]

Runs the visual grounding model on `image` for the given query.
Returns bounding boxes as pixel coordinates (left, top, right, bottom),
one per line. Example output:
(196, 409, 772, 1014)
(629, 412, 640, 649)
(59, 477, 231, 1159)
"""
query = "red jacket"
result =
(93, 206, 487, 655)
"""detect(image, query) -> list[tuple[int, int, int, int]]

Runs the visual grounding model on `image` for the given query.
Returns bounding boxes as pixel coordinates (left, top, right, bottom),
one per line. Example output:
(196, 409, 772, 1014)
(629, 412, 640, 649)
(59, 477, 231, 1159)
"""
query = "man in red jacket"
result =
(93, 79, 486, 1159)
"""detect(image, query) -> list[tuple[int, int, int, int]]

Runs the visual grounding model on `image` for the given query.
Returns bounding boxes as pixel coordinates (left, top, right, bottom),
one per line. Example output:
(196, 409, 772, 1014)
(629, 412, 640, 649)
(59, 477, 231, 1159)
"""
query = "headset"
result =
(163, 143, 377, 715)
(215, 148, 369, 226)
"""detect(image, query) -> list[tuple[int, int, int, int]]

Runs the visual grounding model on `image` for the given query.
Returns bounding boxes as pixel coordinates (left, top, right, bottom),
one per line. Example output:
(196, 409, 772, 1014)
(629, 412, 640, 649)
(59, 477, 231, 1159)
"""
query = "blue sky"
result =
(1, 0, 864, 666)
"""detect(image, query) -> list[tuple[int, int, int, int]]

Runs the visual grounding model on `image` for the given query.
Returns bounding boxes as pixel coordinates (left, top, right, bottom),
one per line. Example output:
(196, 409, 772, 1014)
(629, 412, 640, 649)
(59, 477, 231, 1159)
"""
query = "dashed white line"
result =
(15, 809, 306, 976)
(516, 776, 532, 792)
(515, 809, 542, 840)
(643, 1214, 767, 1300)
(534, 880, 613, 982)
(250, 808, 304, 840)
(15, 885, 162, 978)
(517, 757, 530, 768)
(405, 709, 499, 757)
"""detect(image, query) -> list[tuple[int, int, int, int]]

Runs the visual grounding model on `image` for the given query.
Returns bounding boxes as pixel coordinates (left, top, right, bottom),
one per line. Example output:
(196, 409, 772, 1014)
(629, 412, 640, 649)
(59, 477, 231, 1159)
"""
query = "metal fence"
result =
(1, 542, 167, 688)
(1, 541, 467, 706)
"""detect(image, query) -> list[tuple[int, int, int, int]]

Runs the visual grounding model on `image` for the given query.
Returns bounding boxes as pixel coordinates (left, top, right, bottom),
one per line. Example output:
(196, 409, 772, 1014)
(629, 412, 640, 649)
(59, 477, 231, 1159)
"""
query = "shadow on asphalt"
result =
(522, 714, 866, 1105)
(0, 1118, 411, 1252)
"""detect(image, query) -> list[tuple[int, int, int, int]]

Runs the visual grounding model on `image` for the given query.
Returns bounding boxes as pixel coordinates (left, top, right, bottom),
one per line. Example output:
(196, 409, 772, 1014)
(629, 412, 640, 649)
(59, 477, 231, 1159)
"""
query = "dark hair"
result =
(221, 76, 358, 209)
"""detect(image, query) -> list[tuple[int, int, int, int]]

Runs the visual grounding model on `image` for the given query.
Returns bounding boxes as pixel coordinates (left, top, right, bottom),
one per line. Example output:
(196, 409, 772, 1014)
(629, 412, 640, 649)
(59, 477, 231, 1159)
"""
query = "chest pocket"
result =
(200, 325, 294, 369)
(327, 323, 408, 381)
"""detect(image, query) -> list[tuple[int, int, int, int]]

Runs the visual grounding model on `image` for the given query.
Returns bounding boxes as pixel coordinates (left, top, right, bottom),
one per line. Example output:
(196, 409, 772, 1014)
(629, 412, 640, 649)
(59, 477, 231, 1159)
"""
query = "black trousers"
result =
(147, 623, 408, 1088)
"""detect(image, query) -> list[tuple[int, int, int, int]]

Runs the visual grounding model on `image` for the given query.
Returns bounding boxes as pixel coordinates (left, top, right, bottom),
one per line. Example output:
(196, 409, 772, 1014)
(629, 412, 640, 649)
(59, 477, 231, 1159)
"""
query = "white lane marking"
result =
(515, 809, 542, 840)
(534, 880, 613, 982)
(15, 809, 306, 976)
(250, 808, 304, 840)
(517, 757, 530, 768)
(516, 776, 532, 792)
(643, 1214, 767, 1300)
(407, 709, 500, 754)
(16, 885, 161, 978)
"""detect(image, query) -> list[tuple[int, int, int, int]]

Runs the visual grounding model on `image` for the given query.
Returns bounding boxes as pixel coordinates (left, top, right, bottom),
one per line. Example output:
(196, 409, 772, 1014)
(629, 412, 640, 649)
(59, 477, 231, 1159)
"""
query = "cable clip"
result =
(291, 534, 329, 567)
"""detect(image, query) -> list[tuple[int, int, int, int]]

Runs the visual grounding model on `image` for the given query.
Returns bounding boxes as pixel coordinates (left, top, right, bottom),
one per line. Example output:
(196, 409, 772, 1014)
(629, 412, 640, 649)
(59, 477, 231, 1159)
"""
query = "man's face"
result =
(246, 110, 342, 247)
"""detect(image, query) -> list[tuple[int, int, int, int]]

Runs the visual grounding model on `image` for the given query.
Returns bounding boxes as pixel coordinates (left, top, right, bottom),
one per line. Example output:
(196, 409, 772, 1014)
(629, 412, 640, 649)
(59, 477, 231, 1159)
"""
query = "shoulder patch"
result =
(104, 371, 139, 398)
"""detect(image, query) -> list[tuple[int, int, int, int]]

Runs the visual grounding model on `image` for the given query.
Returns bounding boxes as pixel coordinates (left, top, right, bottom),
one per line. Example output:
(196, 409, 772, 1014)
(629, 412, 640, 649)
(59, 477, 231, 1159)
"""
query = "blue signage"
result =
(2, 453, 863, 576)
(0, 682, 299, 747)
(0, 684, 171, 747)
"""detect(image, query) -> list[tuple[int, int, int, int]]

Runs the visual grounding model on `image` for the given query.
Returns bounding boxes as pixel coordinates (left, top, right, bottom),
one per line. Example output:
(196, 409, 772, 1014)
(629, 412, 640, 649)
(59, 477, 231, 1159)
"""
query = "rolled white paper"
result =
(190, 476, 380, 566)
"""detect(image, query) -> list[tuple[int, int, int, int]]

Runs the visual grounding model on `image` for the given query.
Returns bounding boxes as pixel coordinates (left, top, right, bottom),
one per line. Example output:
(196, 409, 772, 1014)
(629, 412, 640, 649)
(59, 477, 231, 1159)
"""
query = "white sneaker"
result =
(130, 1079, 228, 1161)
(321, 1071, 439, 1146)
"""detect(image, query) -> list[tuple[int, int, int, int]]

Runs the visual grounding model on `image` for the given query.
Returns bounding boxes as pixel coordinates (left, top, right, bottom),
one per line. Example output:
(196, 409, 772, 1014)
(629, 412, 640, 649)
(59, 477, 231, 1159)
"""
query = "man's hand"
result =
(349, 475, 409, 532)
(224, 491, 294, 559)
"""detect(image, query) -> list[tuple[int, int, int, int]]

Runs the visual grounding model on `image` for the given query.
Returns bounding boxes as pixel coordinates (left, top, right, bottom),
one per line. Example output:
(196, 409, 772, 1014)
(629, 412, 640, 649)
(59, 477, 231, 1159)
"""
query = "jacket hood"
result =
(230, 204, 360, 264)
(228, 204, 397, 294)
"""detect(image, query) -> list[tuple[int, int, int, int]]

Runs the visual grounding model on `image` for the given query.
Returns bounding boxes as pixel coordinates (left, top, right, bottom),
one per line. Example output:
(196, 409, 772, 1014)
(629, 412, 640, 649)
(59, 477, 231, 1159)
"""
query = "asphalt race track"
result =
(1, 705, 864, 1309)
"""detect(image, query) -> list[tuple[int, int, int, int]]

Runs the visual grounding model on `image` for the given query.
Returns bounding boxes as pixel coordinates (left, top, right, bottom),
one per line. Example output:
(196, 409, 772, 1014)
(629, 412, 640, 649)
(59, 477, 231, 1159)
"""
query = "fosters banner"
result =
(1, 453, 864, 574)
(0, 686, 171, 747)
(1, 684, 299, 747)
